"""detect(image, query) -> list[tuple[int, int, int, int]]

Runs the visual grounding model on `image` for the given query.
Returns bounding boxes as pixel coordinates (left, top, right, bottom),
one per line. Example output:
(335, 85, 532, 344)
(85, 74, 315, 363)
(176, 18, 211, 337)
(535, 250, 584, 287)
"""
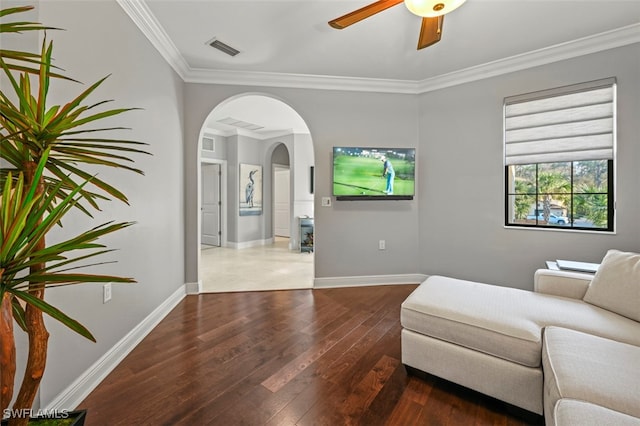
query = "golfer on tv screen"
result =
(380, 155, 394, 195)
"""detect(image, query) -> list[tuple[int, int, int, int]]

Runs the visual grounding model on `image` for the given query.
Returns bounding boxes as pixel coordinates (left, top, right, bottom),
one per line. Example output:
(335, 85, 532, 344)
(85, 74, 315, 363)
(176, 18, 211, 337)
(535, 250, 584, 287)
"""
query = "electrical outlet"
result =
(379, 240, 386, 250)
(103, 283, 112, 303)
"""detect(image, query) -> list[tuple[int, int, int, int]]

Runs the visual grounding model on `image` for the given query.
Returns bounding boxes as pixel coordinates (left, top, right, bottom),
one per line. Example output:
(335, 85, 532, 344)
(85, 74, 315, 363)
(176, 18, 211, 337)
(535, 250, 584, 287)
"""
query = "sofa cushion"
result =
(401, 276, 640, 368)
(554, 400, 640, 426)
(542, 327, 640, 423)
(583, 249, 640, 322)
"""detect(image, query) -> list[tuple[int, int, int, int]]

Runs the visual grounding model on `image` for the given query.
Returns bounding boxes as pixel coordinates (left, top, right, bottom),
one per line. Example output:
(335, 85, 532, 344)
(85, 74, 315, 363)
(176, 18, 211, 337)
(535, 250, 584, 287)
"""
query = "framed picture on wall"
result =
(239, 163, 263, 216)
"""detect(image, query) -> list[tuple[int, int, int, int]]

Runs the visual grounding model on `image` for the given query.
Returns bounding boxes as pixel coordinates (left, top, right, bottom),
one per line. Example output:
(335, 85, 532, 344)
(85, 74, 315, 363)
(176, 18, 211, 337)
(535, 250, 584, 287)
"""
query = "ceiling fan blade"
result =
(329, 0, 404, 29)
(417, 16, 444, 49)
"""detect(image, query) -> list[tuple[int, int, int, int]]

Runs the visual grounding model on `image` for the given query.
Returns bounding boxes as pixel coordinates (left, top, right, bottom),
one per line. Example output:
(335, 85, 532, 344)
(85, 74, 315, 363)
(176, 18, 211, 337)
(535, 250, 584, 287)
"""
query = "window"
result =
(504, 78, 615, 231)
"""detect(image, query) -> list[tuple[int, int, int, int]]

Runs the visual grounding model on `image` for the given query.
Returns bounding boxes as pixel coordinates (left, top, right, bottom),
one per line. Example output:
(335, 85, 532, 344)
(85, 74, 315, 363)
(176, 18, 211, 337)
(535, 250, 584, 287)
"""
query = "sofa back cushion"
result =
(583, 249, 640, 322)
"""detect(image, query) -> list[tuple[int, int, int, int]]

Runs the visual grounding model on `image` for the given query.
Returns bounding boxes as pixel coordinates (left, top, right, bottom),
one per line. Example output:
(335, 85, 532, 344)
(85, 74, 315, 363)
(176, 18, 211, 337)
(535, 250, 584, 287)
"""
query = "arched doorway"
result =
(196, 94, 315, 293)
(271, 143, 291, 242)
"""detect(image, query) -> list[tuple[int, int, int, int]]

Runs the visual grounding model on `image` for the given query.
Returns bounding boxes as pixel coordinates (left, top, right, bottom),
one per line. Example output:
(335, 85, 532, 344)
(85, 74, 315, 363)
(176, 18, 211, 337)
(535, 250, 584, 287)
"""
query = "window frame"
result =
(504, 160, 614, 231)
(503, 78, 616, 233)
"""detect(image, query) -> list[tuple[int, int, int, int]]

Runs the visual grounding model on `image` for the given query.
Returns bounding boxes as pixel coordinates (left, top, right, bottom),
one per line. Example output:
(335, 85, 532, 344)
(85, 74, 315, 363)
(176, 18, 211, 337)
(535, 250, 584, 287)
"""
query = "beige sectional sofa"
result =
(400, 249, 640, 424)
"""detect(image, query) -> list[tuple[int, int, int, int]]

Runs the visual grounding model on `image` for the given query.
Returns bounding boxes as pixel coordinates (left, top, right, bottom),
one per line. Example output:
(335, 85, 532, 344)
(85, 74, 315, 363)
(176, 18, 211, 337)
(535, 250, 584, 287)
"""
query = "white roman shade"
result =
(505, 78, 615, 165)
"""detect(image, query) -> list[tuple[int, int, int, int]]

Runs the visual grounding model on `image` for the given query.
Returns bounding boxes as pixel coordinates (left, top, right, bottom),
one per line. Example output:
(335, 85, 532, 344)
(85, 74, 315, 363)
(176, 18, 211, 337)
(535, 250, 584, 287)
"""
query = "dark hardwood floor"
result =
(79, 285, 539, 425)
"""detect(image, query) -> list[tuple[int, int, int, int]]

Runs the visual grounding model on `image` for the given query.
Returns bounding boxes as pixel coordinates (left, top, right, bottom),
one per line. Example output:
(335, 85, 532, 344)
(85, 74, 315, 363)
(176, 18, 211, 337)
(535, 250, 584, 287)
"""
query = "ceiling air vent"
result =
(208, 38, 240, 57)
(217, 117, 264, 131)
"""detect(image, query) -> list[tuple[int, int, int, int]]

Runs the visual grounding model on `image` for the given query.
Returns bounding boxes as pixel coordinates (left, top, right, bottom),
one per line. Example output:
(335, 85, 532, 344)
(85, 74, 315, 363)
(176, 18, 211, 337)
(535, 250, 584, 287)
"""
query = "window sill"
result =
(504, 224, 616, 235)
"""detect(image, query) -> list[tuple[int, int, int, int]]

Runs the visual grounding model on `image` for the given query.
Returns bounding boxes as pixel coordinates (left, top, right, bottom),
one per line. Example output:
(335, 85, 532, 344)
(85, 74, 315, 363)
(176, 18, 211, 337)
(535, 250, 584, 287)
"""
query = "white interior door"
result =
(274, 166, 290, 237)
(202, 163, 221, 246)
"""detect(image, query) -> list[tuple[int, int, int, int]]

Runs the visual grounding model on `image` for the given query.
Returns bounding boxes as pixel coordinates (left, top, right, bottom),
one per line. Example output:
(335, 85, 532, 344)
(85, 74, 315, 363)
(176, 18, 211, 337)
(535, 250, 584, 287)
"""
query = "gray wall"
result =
(201, 133, 228, 161)
(184, 87, 421, 283)
(184, 44, 640, 288)
(417, 43, 640, 289)
(33, 1, 185, 407)
(292, 133, 315, 219)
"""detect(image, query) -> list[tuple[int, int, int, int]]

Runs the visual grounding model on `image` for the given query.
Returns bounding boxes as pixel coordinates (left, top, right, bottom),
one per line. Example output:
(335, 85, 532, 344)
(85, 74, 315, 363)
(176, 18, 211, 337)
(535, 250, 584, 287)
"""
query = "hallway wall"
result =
(184, 86, 421, 286)
(31, 0, 186, 407)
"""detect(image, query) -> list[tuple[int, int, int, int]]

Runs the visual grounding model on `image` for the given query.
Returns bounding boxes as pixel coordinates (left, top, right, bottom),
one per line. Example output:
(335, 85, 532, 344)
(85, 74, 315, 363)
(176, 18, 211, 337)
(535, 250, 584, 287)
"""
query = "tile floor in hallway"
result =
(200, 237, 314, 293)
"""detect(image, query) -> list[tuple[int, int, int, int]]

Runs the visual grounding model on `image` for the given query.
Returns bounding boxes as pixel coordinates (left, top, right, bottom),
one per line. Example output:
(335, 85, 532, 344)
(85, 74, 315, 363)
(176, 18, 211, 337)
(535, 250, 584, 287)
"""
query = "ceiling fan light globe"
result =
(404, 0, 466, 17)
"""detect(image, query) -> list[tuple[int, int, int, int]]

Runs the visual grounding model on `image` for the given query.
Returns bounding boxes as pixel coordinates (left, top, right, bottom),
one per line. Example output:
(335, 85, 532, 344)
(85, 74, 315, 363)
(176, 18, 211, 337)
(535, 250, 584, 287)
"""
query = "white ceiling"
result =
(130, 0, 640, 135)
(203, 95, 310, 137)
(144, 0, 640, 81)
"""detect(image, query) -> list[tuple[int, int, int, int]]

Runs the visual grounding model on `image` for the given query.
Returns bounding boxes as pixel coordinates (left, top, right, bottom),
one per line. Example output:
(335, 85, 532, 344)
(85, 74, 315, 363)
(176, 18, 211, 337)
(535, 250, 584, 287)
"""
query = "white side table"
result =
(546, 260, 599, 274)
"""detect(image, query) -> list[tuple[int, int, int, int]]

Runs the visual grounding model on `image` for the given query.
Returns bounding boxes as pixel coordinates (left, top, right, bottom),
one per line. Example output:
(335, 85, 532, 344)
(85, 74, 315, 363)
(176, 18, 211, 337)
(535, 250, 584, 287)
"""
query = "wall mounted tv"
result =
(332, 147, 416, 200)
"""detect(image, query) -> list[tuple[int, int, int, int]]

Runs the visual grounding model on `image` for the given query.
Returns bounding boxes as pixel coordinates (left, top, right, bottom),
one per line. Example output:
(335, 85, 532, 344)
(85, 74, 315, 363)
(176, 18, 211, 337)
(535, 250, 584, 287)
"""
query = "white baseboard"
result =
(227, 238, 274, 250)
(45, 284, 187, 412)
(313, 274, 428, 289)
(185, 281, 200, 295)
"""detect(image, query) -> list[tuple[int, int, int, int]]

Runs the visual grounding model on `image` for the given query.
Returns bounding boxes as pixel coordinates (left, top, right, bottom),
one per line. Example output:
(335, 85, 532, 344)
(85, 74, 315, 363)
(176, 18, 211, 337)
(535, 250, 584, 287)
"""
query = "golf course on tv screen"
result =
(332, 147, 415, 199)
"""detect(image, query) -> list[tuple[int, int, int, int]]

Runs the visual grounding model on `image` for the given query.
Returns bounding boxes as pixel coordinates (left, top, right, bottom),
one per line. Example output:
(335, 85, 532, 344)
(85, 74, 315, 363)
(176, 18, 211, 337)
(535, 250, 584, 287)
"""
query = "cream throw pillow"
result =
(583, 249, 640, 322)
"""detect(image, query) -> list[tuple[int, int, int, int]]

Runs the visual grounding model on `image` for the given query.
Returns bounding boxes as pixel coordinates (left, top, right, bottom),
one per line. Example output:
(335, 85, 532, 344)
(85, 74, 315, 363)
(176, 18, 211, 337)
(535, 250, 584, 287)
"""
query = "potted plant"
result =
(1, 6, 148, 425)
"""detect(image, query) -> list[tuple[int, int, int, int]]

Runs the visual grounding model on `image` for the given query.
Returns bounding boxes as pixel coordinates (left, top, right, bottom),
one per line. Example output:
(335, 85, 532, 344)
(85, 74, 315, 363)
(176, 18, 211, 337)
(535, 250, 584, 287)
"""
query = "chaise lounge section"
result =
(400, 249, 640, 424)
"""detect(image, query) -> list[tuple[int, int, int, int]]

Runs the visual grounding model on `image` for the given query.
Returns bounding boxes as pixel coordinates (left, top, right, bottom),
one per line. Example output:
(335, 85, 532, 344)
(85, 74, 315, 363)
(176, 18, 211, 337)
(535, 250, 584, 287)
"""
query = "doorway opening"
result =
(201, 161, 224, 248)
(273, 164, 291, 239)
(197, 94, 314, 293)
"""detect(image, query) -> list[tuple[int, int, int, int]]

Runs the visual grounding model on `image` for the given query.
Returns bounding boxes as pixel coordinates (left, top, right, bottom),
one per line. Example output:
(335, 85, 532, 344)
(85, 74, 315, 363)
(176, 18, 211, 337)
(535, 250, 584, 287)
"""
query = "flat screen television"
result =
(332, 147, 415, 200)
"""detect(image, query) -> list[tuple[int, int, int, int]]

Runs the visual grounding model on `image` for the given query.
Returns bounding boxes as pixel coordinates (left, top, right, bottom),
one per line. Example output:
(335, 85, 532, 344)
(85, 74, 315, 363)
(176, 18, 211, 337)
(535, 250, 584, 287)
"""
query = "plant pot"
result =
(1, 410, 86, 426)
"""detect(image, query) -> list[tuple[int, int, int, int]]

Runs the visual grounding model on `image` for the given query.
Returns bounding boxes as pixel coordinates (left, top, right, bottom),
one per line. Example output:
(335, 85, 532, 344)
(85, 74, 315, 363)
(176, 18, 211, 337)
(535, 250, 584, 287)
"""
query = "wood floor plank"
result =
(259, 317, 381, 424)
(261, 304, 380, 393)
(360, 362, 407, 424)
(79, 285, 540, 426)
(339, 354, 400, 422)
(384, 397, 424, 426)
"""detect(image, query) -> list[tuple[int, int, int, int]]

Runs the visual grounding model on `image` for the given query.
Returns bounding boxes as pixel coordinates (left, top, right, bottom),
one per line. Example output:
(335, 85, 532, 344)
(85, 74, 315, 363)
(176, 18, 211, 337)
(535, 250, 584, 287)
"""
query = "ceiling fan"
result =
(329, 0, 466, 50)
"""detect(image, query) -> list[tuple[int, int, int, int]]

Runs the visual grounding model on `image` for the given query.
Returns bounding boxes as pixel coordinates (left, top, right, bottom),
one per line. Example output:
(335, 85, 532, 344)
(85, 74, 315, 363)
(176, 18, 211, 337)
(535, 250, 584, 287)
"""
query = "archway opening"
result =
(196, 94, 315, 293)
(271, 143, 291, 244)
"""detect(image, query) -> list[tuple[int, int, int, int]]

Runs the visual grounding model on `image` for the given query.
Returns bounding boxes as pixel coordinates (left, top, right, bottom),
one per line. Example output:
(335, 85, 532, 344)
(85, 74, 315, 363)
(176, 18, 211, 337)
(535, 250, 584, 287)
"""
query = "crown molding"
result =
(415, 23, 640, 93)
(184, 68, 419, 94)
(116, 0, 190, 79)
(119, 0, 640, 95)
(203, 128, 227, 138)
